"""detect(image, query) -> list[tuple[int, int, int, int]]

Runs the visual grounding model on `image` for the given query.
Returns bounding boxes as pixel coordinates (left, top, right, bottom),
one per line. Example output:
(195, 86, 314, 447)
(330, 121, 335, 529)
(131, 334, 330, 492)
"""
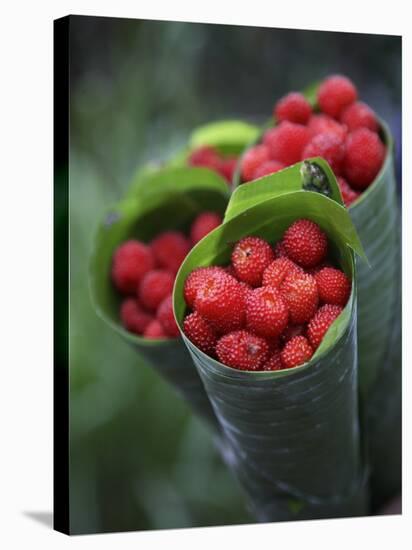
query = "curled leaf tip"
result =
(300, 161, 332, 197)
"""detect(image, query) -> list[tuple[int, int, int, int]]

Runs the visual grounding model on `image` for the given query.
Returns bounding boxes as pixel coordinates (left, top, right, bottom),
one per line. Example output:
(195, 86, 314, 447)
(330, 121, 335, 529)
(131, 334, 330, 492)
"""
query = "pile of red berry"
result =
(188, 146, 238, 184)
(112, 211, 222, 339)
(182, 219, 351, 370)
(241, 75, 386, 207)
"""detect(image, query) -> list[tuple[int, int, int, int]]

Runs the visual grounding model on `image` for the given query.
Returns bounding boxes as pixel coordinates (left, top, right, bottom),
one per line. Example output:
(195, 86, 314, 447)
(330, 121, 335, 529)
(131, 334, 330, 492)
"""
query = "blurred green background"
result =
(64, 16, 401, 534)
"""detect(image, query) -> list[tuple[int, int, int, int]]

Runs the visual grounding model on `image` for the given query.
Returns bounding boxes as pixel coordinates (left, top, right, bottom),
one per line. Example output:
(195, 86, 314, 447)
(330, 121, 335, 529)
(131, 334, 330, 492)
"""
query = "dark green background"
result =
(64, 16, 401, 533)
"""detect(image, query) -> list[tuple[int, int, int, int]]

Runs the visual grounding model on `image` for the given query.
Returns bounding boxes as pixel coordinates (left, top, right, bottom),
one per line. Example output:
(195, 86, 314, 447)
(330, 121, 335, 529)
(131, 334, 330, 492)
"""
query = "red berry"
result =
(307, 114, 347, 140)
(144, 319, 167, 339)
(190, 211, 222, 245)
(183, 311, 217, 355)
(281, 323, 307, 344)
(283, 219, 328, 268)
(188, 146, 221, 170)
(262, 349, 284, 371)
(157, 295, 180, 337)
(241, 145, 270, 182)
(262, 257, 303, 288)
(302, 131, 345, 175)
(340, 101, 379, 132)
(307, 304, 343, 349)
(232, 236, 275, 287)
(344, 128, 385, 189)
(219, 156, 238, 183)
(216, 330, 269, 371)
(183, 266, 226, 309)
(120, 298, 153, 335)
(151, 231, 191, 274)
(264, 122, 310, 165)
(281, 336, 313, 369)
(112, 240, 155, 294)
(274, 240, 288, 258)
(315, 267, 351, 307)
(337, 176, 360, 207)
(194, 270, 246, 333)
(252, 160, 285, 179)
(280, 272, 319, 324)
(317, 75, 358, 118)
(138, 269, 175, 312)
(246, 286, 289, 339)
(274, 92, 312, 124)
(307, 260, 335, 276)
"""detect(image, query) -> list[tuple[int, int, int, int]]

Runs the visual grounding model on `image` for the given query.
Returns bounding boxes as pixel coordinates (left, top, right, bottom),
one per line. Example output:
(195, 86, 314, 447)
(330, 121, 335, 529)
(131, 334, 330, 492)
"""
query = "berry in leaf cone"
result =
(216, 330, 269, 371)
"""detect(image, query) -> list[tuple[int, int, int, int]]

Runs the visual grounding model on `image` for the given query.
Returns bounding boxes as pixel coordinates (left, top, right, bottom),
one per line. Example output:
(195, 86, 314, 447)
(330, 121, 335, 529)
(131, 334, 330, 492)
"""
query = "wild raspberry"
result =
(281, 336, 313, 369)
(307, 114, 347, 140)
(337, 176, 360, 207)
(274, 92, 312, 124)
(280, 272, 319, 324)
(216, 330, 269, 371)
(246, 286, 289, 339)
(219, 156, 238, 183)
(120, 298, 153, 335)
(144, 319, 167, 339)
(253, 160, 285, 179)
(315, 267, 351, 307)
(307, 304, 343, 349)
(183, 266, 226, 309)
(283, 219, 328, 268)
(232, 236, 275, 287)
(307, 260, 335, 276)
(151, 231, 191, 273)
(264, 122, 310, 165)
(344, 128, 385, 189)
(241, 145, 270, 182)
(194, 270, 246, 333)
(340, 101, 379, 132)
(317, 75, 358, 118)
(183, 311, 217, 355)
(281, 323, 307, 344)
(112, 240, 155, 294)
(157, 295, 180, 337)
(262, 350, 284, 371)
(302, 131, 345, 175)
(190, 211, 222, 245)
(262, 257, 303, 288)
(138, 269, 175, 312)
(188, 146, 221, 170)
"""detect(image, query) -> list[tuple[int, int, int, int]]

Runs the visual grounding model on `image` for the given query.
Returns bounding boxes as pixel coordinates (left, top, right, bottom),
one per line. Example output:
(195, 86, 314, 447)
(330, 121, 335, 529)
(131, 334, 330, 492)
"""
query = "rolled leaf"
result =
(174, 173, 368, 521)
(89, 167, 230, 429)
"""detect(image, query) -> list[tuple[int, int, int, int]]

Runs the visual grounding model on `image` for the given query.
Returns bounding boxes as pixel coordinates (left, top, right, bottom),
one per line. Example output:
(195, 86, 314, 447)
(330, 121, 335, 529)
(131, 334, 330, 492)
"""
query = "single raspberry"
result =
(307, 304, 343, 349)
(274, 92, 312, 125)
(183, 266, 227, 309)
(231, 236, 275, 287)
(241, 145, 270, 182)
(307, 114, 347, 140)
(190, 211, 222, 245)
(280, 272, 319, 324)
(306, 260, 335, 276)
(151, 231, 191, 274)
(302, 131, 345, 175)
(281, 323, 307, 344)
(274, 240, 288, 258)
(183, 311, 217, 355)
(219, 156, 238, 183)
(188, 146, 221, 170)
(337, 176, 360, 207)
(157, 295, 180, 337)
(340, 101, 379, 132)
(315, 267, 351, 307)
(246, 286, 289, 338)
(264, 122, 310, 165)
(262, 349, 284, 371)
(283, 219, 328, 268)
(252, 160, 285, 179)
(281, 336, 313, 369)
(144, 319, 167, 339)
(344, 128, 385, 189)
(317, 75, 358, 118)
(216, 330, 269, 371)
(138, 269, 175, 312)
(194, 270, 246, 333)
(262, 257, 303, 288)
(112, 240, 155, 294)
(120, 298, 153, 335)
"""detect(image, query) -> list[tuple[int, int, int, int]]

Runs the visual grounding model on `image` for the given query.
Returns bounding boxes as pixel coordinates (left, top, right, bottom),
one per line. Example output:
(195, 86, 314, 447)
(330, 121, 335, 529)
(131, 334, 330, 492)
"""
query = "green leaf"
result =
(173, 187, 367, 521)
(189, 120, 260, 155)
(89, 166, 229, 429)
